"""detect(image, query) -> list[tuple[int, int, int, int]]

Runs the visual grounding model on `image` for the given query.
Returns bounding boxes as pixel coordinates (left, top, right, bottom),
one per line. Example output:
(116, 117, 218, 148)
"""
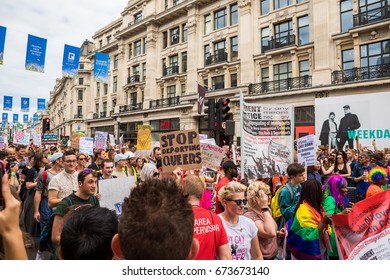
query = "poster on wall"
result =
(315, 92, 390, 150)
(242, 103, 294, 180)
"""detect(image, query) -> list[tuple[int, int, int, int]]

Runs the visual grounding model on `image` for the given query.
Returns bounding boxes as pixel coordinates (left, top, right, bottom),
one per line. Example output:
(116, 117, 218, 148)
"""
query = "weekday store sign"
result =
(159, 129, 202, 173)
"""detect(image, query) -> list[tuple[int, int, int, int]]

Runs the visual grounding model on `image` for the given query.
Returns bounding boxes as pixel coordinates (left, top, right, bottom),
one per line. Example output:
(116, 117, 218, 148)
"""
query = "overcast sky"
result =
(0, 0, 128, 121)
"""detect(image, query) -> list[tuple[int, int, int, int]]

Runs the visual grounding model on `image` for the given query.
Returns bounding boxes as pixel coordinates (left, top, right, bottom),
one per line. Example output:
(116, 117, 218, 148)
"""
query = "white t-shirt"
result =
(47, 170, 79, 199)
(218, 214, 258, 260)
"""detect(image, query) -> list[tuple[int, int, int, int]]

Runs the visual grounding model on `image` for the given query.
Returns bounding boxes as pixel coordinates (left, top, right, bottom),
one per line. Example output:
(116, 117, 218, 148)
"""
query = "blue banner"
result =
(1, 122, 5, 128)
(3, 95, 12, 111)
(25, 34, 47, 73)
(0, 26, 6, 65)
(21, 97, 30, 112)
(33, 113, 39, 123)
(13, 113, 18, 123)
(37, 98, 46, 112)
(94, 52, 109, 83)
(2, 113, 8, 122)
(23, 114, 29, 123)
(62, 44, 81, 79)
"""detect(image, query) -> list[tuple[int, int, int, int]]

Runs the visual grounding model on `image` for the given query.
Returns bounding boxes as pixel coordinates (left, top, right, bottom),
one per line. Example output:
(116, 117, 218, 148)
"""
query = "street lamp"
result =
(116, 116, 121, 144)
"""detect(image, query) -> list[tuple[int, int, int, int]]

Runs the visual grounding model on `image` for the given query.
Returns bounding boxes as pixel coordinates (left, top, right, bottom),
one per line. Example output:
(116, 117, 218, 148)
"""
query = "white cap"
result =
(124, 151, 135, 158)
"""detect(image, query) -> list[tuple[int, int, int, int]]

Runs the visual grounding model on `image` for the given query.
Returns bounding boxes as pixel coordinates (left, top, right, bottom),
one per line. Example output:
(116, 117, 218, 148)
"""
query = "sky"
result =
(0, 0, 128, 121)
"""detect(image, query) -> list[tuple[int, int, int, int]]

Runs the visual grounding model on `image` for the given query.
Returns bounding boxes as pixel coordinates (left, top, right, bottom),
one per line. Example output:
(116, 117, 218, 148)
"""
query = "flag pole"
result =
(240, 89, 244, 180)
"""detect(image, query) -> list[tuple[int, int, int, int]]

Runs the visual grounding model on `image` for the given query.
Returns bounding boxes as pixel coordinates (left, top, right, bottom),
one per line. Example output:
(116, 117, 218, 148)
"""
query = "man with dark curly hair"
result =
(111, 178, 199, 260)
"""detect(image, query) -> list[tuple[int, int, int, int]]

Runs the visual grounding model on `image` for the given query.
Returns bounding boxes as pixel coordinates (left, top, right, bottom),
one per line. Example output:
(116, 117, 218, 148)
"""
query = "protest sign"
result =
(332, 189, 390, 260)
(41, 134, 58, 145)
(71, 132, 84, 150)
(297, 135, 316, 167)
(159, 129, 202, 173)
(200, 138, 216, 145)
(242, 103, 294, 180)
(0, 135, 4, 150)
(109, 134, 115, 146)
(98, 177, 136, 211)
(31, 130, 41, 146)
(13, 132, 30, 145)
(137, 125, 151, 150)
(200, 143, 224, 171)
(94, 131, 108, 149)
(79, 137, 94, 155)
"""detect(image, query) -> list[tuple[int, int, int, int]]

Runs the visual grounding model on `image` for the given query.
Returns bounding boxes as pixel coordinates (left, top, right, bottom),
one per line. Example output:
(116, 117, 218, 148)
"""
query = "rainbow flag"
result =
(287, 201, 330, 260)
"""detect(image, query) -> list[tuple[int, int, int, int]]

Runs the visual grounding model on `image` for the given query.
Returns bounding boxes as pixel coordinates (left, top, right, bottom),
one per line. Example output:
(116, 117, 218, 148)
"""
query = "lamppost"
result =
(116, 116, 121, 144)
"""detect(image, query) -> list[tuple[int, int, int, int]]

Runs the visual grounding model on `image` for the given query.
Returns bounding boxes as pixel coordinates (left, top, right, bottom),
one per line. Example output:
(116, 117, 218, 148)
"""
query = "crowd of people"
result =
(0, 138, 389, 260)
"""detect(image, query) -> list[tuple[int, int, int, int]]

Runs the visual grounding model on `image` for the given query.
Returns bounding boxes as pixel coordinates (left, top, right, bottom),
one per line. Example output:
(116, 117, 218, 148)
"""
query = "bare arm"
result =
(51, 214, 64, 246)
(216, 244, 232, 260)
(321, 165, 334, 175)
(250, 236, 263, 260)
(33, 190, 42, 222)
(48, 189, 62, 208)
(255, 211, 277, 239)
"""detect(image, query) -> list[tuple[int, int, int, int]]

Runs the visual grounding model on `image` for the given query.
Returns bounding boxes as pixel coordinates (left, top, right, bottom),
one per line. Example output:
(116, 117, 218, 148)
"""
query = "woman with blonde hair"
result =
(218, 181, 263, 260)
(244, 181, 285, 260)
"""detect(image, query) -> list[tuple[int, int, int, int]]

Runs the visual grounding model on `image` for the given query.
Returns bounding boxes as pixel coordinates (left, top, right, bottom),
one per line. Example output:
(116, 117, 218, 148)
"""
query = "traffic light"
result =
(218, 98, 231, 122)
(42, 118, 51, 133)
(204, 98, 216, 129)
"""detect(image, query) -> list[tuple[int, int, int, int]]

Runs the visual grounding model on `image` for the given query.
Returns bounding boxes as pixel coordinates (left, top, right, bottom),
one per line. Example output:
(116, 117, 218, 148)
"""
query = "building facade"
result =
(48, 0, 390, 146)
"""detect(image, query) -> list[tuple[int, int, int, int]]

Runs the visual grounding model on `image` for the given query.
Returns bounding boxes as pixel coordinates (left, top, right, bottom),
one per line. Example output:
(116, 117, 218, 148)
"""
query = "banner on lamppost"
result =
(37, 98, 46, 112)
(25, 34, 47, 73)
(3, 96, 12, 111)
(13, 113, 18, 123)
(2, 112, 8, 122)
(23, 114, 29, 123)
(33, 113, 39, 123)
(94, 52, 109, 83)
(21, 97, 30, 112)
(0, 26, 6, 65)
(62, 44, 81, 78)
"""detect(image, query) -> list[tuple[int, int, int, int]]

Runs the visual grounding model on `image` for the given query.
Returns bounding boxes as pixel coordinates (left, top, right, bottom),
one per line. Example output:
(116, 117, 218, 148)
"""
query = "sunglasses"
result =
(78, 157, 87, 161)
(227, 199, 248, 206)
(153, 172, 159, 177)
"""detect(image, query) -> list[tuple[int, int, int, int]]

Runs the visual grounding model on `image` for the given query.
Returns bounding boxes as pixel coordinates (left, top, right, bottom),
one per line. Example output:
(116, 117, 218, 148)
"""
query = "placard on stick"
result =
(159, 129, 202, 173)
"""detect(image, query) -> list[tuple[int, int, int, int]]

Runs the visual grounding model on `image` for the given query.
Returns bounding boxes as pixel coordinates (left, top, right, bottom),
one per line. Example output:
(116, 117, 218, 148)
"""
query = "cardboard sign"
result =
(137, 125, 151, 150)
(98, 176, 136, 211)
(159, 129, 202, 173)
(79, 137, 94, 155)
(297, 135, 316, 167)
(42, 134, 58, 145)
(200, 143, 225, 171)
(71, 132, 84, 150)
(94, 131, 108, 149)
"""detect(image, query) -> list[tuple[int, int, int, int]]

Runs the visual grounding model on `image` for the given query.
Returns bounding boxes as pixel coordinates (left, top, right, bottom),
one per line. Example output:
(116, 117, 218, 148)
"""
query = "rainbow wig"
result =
(368, 167, 388, 185)
(323, 175, 347, 209)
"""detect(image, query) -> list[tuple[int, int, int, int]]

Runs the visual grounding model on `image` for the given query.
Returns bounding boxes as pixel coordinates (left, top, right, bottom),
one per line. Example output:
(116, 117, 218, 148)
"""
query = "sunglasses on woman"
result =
(227, 199, 248, 206)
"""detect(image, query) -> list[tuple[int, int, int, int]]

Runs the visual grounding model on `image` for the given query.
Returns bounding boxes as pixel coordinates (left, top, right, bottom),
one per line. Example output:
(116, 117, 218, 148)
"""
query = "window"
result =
(230, 36, 238, 61)
(95, 103, 99, 114)
(299, 60, 310, 76)
(77, 106, 82, 116)
(359, 0, 386, 25)
(79, 77, 84, 85)
(261, 67, 269, 92)
(104, 84, 108, 95)
(181, 83, 186, 95)
(274, 62, 292, 80)
(99, 40, 103, 48)
(360, 40, 390, 67)
(340, 0, 353, 32)
(130, 92, 137, 106)
(261, 27, 269, 52)
(169, 55, 178, 67)
(134, 40, 142, 56)
(230, 3, 238, 25)
(204, 45, 210, 62)
(214, 40, 226, 55)
(212, 75, 225, 90)
(133, 64, 140, 76)
(298, 16, 309, 45)
(107, 35, 112, 44)
(165, 0, 168, 10)
(79, 63, 84, 70)
(214, 8, 227, 30)
(134, 12, 142, 23)
(204, 14, 211, 35)
(77, 90, 83, 101)
(142, 62, 146, 81)
(173, 0, 180, 6)
(96, 82, 100, 96)
(274, 0, 292, 10)
(163, 31, 168, 49)
(128, 43, 132, 59)
(167, 85, 176, 98)
(143, 38, 147, 54)
(170, 27, 180, 45)
(182, 52, 187, 72)
(231, 73, 237, 87)
(103, 102, 107, 113)
(261, 0, 270, 15)
(274, 21, 293, 46)
(342, 49, 354, 70)
(113, 76, 118, 93)
(114, 55, 119, 69)
(203, 79, 209, 90)
(182, 24, 187, 43)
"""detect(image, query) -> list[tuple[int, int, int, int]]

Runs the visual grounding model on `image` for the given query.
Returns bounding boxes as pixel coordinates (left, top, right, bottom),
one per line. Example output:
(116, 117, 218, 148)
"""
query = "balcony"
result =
(353, 5, 390, 27)
(162, 65, 179, 77)
(205, 51, 228, 66)
(150, 96, 180, 109)
(74, 114, 83, 119)
(119, 103, 142, 112)
(268, 35, 295, 51)
(127, 75, 140, 84)
(249, 76, 312, 95)
(331, 63, 390, 84)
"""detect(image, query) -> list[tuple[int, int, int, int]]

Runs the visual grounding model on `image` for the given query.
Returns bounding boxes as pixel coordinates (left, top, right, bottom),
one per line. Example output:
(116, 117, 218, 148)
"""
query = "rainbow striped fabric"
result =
(287, 201, 330, 260)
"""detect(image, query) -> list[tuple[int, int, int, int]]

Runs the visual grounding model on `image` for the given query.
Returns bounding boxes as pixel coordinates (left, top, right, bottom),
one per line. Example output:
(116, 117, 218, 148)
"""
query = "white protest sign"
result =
(200, 143, 225, 171)
(13, 132, 30, 145)
(297, 134, 317, 167)
(31, 130, 41, 146)
(0, 135, 4, 150)
(79, 137, 94, 155)
(94, 131, 108, 149)
(98, 176, 136, 211)
(200, 138, 216, 145)
(109, 134, 115, 145)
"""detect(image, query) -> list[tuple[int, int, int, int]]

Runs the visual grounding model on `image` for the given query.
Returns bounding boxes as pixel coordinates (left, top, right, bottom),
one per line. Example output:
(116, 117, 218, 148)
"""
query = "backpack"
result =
(270, 183, 293, 221)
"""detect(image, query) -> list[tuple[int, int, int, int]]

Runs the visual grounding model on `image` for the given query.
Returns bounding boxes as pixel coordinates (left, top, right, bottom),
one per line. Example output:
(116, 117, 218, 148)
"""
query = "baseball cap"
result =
(343, 105, 350, 109)
(222, 160, 238, 171)
(51, 152, 63, 163)
(124, 151, 135, 158)
(114, 154, 128, 164)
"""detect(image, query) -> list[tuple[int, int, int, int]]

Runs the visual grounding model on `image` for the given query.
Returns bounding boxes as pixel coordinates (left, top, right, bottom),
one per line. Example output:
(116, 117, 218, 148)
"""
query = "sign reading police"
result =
(159, 129, 202, 173)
